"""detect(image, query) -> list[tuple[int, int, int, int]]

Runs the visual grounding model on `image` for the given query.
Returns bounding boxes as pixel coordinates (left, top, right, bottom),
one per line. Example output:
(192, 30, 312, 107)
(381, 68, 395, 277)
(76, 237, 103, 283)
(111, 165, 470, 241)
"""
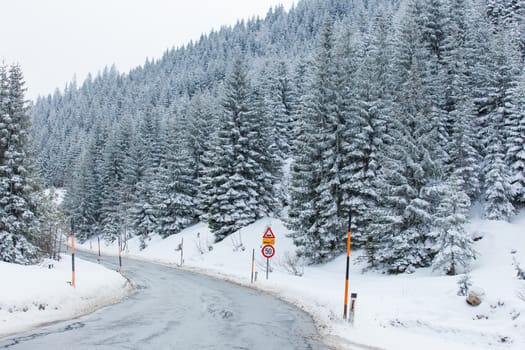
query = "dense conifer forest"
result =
(28, 0, 524, 274)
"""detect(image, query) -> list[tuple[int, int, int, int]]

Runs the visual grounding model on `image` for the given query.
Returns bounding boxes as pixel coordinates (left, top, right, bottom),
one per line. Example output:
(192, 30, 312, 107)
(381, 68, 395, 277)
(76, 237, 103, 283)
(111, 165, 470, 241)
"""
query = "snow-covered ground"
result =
(0, 256, 130, 338)
(2, 212, 524, 349)
(72, 211, 525, 350)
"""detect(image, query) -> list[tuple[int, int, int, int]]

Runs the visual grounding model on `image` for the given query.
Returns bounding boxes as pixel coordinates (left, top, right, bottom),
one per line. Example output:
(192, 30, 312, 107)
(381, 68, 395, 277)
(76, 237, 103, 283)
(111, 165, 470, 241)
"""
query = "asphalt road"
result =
(0, 251, 329, 349)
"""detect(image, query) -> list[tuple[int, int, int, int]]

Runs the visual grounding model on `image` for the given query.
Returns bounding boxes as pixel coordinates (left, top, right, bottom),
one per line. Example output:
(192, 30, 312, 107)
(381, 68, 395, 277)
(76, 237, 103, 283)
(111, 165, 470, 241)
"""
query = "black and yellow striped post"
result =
(343, 211, 352, 320)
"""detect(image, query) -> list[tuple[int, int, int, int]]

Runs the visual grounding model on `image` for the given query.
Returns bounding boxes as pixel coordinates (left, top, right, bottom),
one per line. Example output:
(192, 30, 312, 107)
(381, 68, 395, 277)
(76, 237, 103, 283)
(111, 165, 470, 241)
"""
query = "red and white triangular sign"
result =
(263, 227, 275, 239)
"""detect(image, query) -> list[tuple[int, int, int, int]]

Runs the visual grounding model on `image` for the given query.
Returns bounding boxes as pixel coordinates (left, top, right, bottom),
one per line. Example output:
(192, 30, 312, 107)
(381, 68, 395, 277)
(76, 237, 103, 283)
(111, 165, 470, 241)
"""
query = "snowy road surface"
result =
(0, 251, 329, 349)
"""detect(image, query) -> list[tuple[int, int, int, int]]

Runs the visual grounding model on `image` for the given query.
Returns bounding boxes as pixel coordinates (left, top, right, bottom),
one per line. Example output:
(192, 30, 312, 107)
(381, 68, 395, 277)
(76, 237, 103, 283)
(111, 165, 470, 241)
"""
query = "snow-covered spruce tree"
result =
(505, 66, 525, 207)
(481, 32, 518, 220)
(263, 60, 295, 160)
(156, 117, 196, 238)
(483, 128, 515, 220)
(251, 78, 283, 216)
(0, 64, 40, 264)
(341, 8, 393, 248)
(130, 110, 163, 248)
(440, 0, 481, 200)
(288, 18, 348, 263)
(206, 59, 272, 242)
(99, 126, 128, 242)
(186, 92, 219, 221)
(432, 173, 476, 275)
(363, 4, 438, 272)
(62, 138, 98, 241)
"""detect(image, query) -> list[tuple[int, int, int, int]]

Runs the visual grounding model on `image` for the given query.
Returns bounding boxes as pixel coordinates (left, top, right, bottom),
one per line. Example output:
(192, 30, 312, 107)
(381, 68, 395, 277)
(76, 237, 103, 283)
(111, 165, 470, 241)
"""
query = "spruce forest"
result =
(24, 0, 524, 274)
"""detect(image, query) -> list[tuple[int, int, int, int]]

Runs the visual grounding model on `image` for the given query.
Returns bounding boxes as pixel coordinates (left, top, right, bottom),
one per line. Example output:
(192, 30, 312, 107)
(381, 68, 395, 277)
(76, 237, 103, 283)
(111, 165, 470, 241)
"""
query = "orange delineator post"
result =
(343, 212, 352, 320)
(71, 233, 76, 288)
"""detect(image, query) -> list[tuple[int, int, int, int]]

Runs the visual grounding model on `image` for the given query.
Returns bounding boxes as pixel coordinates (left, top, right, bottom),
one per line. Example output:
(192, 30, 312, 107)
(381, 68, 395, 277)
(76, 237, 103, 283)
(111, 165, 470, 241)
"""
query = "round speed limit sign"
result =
(261, 244, 275, 258)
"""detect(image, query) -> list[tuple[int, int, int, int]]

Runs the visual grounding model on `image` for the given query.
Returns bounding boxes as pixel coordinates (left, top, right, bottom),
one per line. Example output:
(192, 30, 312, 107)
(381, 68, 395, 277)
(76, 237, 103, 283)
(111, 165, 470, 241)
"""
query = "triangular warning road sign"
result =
(263, 227, 275, 239)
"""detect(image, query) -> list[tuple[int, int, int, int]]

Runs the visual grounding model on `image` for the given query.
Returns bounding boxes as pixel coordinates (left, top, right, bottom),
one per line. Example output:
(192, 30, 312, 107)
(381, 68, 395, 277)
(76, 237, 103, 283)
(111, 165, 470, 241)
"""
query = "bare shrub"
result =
(279, 251, 305, 277)
(230, 230, 245, 252)
(195, 233, 213, 255)
(518, 288, 525, 303)
(513, 257, 525, 280)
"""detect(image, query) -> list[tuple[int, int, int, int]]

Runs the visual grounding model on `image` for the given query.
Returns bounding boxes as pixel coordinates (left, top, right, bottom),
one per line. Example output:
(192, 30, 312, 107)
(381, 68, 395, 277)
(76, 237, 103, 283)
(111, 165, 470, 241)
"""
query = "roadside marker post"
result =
(118, 236, 123, 273)
(70, 220, 76, 288)
(251, 248, 255, 283)
(349, 293, 357, 325)
(343, 211, 352, 320)
(97, 237, 101, 262)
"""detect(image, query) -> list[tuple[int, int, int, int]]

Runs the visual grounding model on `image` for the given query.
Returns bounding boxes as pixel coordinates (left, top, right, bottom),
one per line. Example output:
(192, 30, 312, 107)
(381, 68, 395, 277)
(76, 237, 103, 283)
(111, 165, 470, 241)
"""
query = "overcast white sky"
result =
(0, 0, 296, 100)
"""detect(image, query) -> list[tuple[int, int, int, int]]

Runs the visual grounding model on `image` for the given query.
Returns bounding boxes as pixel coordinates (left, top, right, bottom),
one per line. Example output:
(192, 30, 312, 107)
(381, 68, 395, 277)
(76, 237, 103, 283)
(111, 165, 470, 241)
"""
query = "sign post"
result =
(261, 244, 275, 279)
(261, 227, 276, 280)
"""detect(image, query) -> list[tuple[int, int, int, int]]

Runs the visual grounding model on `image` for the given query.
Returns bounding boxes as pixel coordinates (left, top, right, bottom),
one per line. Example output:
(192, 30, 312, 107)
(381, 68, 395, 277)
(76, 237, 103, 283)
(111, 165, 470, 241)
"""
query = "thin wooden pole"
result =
(251, 248, 255, 283)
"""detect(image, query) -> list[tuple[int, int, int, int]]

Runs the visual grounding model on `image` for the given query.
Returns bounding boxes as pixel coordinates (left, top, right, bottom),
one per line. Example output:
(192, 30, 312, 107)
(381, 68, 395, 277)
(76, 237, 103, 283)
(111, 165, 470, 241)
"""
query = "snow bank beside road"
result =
(84, 214, 525, 350)
(0, 256, 130, 338)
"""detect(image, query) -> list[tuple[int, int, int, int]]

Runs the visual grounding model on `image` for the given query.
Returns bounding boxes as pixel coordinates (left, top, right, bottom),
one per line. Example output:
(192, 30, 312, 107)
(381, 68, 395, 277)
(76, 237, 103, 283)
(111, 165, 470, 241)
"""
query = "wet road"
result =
(0, 251, 328, 349)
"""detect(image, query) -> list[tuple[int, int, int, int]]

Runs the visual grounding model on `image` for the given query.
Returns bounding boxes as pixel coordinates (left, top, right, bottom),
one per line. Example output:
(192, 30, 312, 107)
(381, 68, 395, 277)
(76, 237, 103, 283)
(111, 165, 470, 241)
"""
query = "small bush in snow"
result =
(195, 235, 214, 255)
(518, 289, 525, 303)
(279, 251, 305, 277)
(457, 273, 472, 296)
(512, 257, 525, 280)
(230, 231, 245, 252)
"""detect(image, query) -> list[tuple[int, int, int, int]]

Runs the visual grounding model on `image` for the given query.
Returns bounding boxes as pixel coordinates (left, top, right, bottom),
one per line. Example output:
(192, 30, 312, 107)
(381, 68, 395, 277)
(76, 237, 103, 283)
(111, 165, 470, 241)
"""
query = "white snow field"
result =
(76, 211, 525, 350)
(0, 256, 130, 338)
(1, 211, 524, 349)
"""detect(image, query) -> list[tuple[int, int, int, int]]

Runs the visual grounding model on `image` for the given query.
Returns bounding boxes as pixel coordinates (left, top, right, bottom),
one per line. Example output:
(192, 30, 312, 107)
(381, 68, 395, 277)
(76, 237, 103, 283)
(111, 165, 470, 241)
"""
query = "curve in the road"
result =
(0, 252, 330, 350)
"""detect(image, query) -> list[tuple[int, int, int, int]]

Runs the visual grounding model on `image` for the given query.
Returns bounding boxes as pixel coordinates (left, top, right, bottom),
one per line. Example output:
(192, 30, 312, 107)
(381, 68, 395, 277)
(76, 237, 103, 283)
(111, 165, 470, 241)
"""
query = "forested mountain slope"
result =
(31, 0, 524, 273)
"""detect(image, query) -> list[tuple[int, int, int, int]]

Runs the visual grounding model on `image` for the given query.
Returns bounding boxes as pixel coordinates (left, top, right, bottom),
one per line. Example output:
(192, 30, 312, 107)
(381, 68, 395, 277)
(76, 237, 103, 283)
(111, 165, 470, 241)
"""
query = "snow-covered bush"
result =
(518, 289, 525, 303)
(512, 257, 525, 280)
(457, 273, 473, 296)
(279, 251, 305, 277)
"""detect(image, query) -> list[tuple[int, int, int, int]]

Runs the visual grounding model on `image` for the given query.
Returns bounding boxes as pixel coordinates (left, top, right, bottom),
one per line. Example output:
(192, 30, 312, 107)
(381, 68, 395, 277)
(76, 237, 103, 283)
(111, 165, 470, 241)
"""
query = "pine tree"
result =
(156, 118, 196, 238)
(187, 92, 219, 220)
(481, 32, 518, 220)
(63, 138, 98, 241)
(130, 111, 163, 247)
(99, 127, 127, 242)
(364, 4, 438, 272)
(206, 59, 261, 242)
(264, 60, 295, 160)
(251, 81, 282, 215)
(288, 18, 347, 263)
(505, 67, 525, 207)
(0, 64, 40, 264)
(432, 173, 476, 275)
(341, 9, 392, 247)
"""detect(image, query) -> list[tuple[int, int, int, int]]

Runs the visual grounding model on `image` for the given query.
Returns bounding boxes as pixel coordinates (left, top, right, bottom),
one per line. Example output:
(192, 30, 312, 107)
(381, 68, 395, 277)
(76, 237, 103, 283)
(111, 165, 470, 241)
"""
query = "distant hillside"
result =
(30, 0, 524, 274)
